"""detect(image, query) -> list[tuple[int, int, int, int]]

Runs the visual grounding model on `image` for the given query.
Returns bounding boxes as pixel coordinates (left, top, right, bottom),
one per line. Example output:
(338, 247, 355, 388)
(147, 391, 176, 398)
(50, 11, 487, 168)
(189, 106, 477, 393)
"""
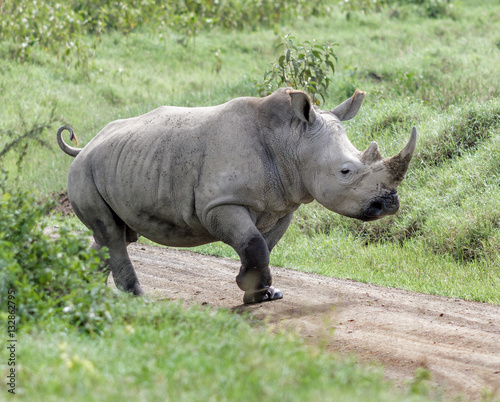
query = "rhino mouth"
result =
(359, 191, 399, 222)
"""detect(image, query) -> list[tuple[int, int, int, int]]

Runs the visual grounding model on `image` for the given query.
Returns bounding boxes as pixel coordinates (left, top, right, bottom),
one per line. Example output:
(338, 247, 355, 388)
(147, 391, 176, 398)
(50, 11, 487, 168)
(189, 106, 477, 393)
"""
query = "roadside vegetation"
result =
(1, 0, 499, 399)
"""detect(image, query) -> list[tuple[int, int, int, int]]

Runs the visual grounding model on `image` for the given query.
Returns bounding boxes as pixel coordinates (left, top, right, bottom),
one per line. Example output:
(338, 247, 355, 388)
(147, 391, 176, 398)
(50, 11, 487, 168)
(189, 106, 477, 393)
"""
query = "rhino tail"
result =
(57, 125, 82, 157)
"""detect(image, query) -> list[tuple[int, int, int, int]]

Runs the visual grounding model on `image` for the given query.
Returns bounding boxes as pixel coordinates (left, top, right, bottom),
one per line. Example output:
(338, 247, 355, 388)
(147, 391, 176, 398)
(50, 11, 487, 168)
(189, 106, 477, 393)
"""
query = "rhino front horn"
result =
(385, 127, 417, 184)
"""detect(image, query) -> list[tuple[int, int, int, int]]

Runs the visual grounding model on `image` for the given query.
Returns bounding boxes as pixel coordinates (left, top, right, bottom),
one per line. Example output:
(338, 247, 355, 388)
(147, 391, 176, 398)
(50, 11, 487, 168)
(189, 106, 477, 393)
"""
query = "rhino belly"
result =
(103, 186, 216, 248)
(126, 215, 217, 247)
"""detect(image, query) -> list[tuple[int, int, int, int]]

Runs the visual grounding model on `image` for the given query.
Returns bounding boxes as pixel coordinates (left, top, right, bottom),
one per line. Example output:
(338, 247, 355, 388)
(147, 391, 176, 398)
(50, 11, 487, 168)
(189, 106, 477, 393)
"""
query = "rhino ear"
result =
(331, 89, 366, 121)
(287, 90, 316, 125)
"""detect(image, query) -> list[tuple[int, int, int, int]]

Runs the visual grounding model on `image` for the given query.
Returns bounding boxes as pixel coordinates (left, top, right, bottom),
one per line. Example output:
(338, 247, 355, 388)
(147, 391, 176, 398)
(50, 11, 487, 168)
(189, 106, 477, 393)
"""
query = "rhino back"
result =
(69, 98, 293, 246)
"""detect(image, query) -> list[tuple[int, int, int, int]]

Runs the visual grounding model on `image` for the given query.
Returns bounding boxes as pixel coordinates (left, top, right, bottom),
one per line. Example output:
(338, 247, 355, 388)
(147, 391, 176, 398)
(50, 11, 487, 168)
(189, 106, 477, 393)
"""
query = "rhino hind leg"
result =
(125, 225, 139, 244)
(90, 220, 143, 295)
(89, 236, 143, 295)
(68, 180, 143, 296)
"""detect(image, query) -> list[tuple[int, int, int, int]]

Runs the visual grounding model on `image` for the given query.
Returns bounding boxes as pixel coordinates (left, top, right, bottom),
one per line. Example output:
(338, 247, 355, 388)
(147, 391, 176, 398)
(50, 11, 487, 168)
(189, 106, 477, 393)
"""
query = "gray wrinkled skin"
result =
(57, 88, 417, 301)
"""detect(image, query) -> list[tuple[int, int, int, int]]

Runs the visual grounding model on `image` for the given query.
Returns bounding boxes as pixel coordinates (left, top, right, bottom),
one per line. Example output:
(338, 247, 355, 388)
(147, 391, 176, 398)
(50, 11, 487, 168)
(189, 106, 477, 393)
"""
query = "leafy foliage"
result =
(0, 110, 114, 334)
(0, 0, 330, 62)
(0, 178, 115, 334)
(165, 0, 329, 43)
(340, 0, 387, 16)
(256, 34, 338, 105)
(340, 0, 455, 19)
(0, 0, 96, 65)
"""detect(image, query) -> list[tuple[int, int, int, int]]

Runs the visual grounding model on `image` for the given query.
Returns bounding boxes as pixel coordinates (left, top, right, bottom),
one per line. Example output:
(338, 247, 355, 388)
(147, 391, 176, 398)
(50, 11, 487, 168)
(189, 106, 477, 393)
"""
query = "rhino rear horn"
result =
(361, 141, 383, 164)
(385, 127, 417, 184)
(331, 89, 366, 121)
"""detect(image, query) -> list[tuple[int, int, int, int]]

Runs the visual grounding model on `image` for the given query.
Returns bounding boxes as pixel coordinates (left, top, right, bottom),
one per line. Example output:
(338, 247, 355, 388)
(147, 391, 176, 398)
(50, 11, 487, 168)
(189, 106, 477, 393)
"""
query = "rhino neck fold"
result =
(254, 93, 316, 206)
(260, 122, 314, 207)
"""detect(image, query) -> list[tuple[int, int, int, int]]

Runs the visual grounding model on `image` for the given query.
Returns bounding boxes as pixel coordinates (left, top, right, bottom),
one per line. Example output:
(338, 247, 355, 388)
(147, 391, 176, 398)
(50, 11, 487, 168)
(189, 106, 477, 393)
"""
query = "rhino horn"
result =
(361, 141, 383, 164)
(384, 127, 417, 184)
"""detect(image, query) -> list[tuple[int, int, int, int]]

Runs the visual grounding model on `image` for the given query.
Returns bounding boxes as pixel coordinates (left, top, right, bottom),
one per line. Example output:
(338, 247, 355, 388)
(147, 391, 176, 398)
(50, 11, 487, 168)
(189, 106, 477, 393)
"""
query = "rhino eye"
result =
(339, 162, 356, 180)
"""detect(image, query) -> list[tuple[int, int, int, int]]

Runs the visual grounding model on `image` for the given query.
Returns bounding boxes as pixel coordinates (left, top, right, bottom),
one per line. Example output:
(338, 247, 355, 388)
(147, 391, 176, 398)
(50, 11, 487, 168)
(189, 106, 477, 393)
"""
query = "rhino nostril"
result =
(360, 193, 399, 221)
(371, 201, 383, 212)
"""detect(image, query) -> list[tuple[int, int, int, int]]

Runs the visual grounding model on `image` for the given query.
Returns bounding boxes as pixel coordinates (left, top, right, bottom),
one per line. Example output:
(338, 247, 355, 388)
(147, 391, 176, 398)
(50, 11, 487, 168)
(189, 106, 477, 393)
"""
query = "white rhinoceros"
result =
(57, 88, 416, 303)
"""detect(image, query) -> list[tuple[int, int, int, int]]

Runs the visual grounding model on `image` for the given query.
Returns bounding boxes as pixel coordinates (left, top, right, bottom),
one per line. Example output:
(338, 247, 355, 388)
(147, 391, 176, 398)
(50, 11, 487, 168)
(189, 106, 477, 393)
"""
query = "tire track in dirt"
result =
(121, 243, 500, 400)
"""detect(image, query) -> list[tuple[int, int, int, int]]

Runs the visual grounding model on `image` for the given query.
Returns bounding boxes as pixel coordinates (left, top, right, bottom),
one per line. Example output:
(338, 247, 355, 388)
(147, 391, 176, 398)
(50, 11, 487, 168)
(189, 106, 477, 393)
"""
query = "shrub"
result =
(0, 0, 88, 62)
(0, 174, 117, 334)
(0, 0, 331, 60)
(340, 0, 388, 19)
(256, 34, 338, 105)
(0, 103, 120, 335)
(340, 0, 455, 19)
(0, 105, 59, 169)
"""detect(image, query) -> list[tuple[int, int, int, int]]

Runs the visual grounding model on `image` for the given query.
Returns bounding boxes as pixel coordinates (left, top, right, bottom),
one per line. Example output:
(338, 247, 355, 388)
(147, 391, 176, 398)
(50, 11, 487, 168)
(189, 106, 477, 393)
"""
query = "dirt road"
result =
(121, 243, 500, 401)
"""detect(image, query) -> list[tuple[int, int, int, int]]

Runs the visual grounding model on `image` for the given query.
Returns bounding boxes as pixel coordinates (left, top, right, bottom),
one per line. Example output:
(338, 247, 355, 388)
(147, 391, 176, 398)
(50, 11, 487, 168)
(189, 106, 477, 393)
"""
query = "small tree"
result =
(0, 105, 58, 169)
(0, 111, 114, 335)
(256, 34, 338, 105)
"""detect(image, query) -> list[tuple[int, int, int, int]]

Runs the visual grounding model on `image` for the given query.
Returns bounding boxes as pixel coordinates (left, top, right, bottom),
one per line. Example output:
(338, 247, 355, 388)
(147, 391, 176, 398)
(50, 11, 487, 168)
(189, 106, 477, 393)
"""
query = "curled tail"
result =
(57, 125, 82, 157)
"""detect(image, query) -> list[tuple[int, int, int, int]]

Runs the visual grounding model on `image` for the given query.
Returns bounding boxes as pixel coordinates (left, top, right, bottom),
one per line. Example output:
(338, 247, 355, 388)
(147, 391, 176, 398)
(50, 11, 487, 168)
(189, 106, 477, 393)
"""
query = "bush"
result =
(340, 0, 455, 19)
(0, 177, 116, 334)
(0, 105, 59, 169)
(256, 34, 338, 105)
(0, 0, 89, 62)
(0, 0, 331, 61)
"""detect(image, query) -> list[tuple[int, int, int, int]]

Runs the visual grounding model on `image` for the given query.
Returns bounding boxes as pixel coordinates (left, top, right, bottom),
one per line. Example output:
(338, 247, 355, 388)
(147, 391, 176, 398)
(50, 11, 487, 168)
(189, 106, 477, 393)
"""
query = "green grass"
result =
(3, 0, 498, 302)
(192, 95, 500, 304)
(192, 224, 500, 304)
(9, 299, 433, 401)
(1, 0, 500, 399)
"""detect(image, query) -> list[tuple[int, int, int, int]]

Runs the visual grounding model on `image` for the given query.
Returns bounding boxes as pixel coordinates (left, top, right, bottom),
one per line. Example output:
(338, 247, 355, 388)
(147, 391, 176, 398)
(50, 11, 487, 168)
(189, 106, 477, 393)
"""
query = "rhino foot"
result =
(243, 286, 283, 304)
(125, 282, 144, 296)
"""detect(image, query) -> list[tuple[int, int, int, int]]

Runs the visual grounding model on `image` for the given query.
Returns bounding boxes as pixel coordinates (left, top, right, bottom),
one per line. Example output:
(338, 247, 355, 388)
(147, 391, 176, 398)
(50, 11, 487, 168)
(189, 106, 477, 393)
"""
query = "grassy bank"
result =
(1, 0, 499, 399)
(2, 0, 498, 304)
(12, 298, 435, 401)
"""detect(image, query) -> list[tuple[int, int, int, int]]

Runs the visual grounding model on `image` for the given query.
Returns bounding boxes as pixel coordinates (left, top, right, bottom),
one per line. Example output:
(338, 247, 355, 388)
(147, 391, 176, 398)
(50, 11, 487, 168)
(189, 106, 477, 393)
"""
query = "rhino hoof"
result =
(243, 286, 283, 304)
(132, 283, 145, 296)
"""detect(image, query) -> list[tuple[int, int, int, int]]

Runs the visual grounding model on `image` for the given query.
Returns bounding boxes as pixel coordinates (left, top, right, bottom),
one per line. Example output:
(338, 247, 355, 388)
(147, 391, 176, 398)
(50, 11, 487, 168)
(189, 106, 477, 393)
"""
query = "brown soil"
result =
(121, 243, 500, 401)
(49, 192, 73, 216)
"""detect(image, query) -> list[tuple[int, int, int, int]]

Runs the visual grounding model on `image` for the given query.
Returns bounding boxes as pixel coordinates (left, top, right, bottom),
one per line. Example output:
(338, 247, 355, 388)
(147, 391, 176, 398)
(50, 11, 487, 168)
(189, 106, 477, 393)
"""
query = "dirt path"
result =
(119, 243, 500, 400)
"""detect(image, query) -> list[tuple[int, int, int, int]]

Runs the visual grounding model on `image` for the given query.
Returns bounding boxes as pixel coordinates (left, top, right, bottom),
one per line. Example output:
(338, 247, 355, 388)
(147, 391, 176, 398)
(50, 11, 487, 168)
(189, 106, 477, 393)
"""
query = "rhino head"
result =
(288, 89, 417, 222)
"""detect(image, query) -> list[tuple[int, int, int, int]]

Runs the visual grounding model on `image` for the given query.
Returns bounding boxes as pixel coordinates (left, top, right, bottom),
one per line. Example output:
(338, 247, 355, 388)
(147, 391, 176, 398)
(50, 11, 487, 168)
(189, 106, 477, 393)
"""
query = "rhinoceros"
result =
(57, 88, 416, 303)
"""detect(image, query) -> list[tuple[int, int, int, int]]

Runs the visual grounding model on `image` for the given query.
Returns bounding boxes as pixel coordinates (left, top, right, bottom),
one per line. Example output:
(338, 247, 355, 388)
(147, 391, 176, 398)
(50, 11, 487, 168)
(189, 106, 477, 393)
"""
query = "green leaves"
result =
(0, 0, 331, 61)
(0, 111, 115, 334)
(256, 34, 338, 105)
(340, 0, 455, 19)
(0, 0, 90, 62)
(0, 176, 113, 334)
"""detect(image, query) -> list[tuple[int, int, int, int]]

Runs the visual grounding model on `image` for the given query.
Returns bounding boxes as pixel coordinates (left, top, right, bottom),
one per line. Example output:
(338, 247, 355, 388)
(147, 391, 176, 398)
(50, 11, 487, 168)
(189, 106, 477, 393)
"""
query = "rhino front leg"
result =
(204, 205, 283, 304)
(263, 212, 294, 252)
